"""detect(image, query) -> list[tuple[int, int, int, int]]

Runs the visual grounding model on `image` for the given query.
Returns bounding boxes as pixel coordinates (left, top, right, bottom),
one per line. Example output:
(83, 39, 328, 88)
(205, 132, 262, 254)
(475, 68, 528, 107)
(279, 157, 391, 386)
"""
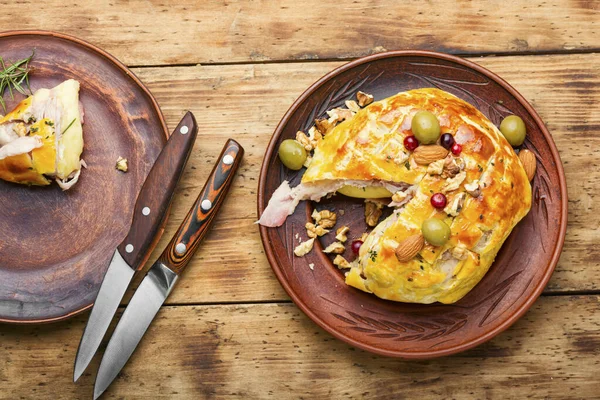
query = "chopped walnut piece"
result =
(335, 226, 350, 242)
(365, 200, 384, 227)
(345, 100, 361, 113)
(295, 131, 313, 151)
(356, 91, 374, 107)
(360, 232, 369, 242)
(314, 210, 337, 229)
(444, 193, 466, 217)
(464, 180, 481, 197)
(391, 191, 407, 204)
(441, 156, 464, 178)
(427, 159, 445, 175)
(326, 107, 354, 124)
(323, 242, 345, 254)
(443, 171, 467, 193)
(294, 238, 315, 257)
(296, 128, 322, 151)
(116, 157, 128, 172)
(306, 222, 329, 238)
(314, 118, 332, 135)
(303, 155, 313, 168)
(451, 245, 468, 260)
(311, 209, 322, 223)
(333, 255, 351, 269)
(338, 209, 345, 216)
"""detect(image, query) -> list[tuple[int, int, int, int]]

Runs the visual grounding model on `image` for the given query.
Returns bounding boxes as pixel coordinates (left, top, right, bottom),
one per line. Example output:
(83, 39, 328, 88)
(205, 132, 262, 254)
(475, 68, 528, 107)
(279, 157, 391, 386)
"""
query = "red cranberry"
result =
(451, 143, 462, 155)
(403, 135, 419, 151)
(440, 133, 455, 149)
(351, 240, 363, 255)
(430, 193, 447, 209)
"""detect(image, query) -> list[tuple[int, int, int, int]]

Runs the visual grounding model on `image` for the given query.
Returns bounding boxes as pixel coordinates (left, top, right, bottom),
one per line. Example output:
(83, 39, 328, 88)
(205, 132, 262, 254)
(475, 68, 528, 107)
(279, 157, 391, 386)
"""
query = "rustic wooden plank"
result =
(1, 0, 599, 66)
(0, 296, 598, 399)
(120, 52, 600, 304)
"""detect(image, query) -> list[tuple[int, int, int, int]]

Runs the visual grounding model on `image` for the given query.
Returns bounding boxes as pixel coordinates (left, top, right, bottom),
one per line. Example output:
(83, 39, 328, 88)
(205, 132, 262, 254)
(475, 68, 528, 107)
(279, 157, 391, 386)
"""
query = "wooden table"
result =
(1, 1, 599, 398)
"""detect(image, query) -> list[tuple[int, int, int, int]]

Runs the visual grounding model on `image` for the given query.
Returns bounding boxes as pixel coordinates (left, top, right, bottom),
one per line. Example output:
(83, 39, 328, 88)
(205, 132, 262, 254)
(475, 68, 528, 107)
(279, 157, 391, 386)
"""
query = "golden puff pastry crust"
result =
(305, 88, 531, 304)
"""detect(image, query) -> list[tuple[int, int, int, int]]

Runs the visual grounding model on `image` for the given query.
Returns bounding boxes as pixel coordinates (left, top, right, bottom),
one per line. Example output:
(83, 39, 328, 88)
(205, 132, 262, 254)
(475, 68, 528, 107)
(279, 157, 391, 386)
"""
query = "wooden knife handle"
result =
(158, 139, 244, 275)
(117, 112, 198, 270)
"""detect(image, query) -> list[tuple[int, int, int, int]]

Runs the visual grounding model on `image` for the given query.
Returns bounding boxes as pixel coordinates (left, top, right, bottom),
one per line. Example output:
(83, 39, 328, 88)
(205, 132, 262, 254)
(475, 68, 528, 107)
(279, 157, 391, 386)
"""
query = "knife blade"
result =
(73, 112, 198, 382)
(93, 139, 243, 399)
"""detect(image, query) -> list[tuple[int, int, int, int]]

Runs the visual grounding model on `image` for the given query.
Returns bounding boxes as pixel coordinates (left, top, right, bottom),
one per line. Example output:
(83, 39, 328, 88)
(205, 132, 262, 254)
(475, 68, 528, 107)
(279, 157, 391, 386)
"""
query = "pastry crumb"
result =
(309, 263, 315, 270)
(116, 156, 128, 172)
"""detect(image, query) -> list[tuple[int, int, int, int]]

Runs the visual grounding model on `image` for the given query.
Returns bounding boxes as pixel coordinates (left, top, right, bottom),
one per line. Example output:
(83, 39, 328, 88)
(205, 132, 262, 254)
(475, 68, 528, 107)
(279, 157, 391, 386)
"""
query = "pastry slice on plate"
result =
(0, 79, 85, 189)
(259, 88, 532, 304)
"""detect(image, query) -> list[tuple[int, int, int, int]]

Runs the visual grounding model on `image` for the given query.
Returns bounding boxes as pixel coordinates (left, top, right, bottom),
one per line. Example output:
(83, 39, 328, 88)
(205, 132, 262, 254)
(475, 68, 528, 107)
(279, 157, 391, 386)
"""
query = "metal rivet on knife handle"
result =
(125, 244, 134, 253)
(142, 207, 151, 216)
(175, 243, 186, 255)
(158, 139, 244, 275)
(180, 125, 189, 134)
(223, 154, 234, 165)
(201, 199, 212, 211)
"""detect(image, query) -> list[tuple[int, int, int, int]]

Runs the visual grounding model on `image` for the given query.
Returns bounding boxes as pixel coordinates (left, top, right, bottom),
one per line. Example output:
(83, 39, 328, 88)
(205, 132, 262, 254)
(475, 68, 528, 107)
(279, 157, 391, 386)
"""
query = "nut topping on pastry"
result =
(412, 145, 449, 165)
(442, 171, 467, 193)
(444, 193, 466, 217)
(356, 91, 374, 107)
(464, 180, 482, 197)
(344, 100, 361, 113)
(394, 234, 425, 262)
(427, 159, 445, 175)
(365, 200, 384, 227)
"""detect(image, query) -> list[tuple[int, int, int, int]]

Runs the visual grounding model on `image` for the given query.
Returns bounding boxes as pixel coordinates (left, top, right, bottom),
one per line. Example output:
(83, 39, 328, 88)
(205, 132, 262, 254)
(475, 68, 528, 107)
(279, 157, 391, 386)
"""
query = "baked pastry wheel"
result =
(0, 79, 84, 189)
(260, 88, 532, 304)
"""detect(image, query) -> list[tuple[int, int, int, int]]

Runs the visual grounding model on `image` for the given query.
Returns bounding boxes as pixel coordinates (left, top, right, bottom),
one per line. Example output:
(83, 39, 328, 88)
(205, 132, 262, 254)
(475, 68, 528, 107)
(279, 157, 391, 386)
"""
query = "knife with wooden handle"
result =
(73, 112, 198, 382)
(93, 139, 244, 399)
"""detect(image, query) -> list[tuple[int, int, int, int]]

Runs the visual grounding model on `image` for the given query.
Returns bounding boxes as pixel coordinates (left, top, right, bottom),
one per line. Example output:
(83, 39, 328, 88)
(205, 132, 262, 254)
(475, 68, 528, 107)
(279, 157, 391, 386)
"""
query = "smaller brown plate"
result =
(0, 31, 168, 323)
(258, 51, 567, 358)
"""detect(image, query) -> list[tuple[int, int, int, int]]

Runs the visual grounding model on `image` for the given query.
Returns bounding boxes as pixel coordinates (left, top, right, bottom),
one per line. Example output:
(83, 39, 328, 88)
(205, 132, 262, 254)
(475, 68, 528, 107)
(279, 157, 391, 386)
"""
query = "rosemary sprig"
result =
(0, 51, 34, 112)
(62, 118, 77, 135)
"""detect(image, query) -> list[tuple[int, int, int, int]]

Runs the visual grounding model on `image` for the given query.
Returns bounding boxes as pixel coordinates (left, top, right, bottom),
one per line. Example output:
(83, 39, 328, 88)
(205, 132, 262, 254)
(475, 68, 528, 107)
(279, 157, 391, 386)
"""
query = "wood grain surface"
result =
(1, 296, 599, 399)
(0, 1, 598, 66)
(1, 0, 599, 398)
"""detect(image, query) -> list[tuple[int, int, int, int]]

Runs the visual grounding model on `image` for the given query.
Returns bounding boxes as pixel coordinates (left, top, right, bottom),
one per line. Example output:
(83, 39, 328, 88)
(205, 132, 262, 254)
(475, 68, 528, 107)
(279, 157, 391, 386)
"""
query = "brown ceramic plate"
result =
(0, 31, 168, 323)
(258, 51, 567, 358)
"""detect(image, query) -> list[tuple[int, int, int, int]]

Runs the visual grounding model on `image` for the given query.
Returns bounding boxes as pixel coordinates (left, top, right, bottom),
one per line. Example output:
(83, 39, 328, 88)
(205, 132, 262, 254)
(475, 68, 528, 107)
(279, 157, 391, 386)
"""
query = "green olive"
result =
(411, 111, 441, 144)
(278, 139, 307, 170)
(421, 218, 451, 246)
(499, 115, 526, 146)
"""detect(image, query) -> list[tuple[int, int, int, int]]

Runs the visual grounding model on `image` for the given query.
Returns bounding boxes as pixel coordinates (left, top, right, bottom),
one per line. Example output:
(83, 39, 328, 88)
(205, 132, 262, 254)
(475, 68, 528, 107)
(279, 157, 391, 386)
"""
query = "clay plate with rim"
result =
(258, 50, 567, 358)
(0, 31, 168, 323)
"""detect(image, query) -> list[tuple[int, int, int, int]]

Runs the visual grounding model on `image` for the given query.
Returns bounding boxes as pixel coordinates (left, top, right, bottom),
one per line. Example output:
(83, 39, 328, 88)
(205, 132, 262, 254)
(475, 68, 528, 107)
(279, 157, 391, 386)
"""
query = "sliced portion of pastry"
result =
(0, 79, 84, 189)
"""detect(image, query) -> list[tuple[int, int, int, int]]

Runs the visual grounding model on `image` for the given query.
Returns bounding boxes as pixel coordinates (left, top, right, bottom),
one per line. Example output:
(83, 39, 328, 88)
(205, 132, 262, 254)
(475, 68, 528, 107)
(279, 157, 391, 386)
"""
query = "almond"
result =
(519, 149, 536, 181)
(394, 234, 425, 262)
(412, 145, 449, 165)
